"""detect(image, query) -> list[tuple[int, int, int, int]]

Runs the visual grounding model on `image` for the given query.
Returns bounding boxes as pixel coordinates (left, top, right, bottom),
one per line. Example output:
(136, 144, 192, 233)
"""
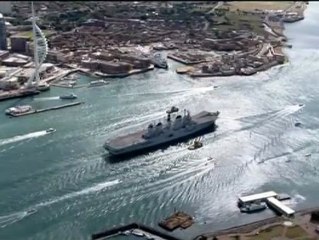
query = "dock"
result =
(7, 101, 83, 117)
(238, 191, 277, 206)
(159, 211, 194, 231)
(238, 191, 295, 217)
(266, 197, 295, 217)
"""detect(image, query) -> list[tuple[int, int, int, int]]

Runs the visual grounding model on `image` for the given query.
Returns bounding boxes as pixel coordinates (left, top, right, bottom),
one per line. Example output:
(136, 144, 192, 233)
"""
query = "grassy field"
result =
(227, 1, 294, 11)
(285, 225, 309, 239)
(246, 225, 284, 240)
(209, 11, 265, 35)
(217, 223, 314, 240)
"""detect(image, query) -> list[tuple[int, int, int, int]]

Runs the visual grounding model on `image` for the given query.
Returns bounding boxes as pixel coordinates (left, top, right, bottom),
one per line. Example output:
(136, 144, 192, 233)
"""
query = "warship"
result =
(104, 107, 220, 156)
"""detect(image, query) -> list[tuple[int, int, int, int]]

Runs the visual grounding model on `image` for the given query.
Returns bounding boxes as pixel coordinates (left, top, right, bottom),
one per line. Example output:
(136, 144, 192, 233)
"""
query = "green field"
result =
(228, 1, 294, 11)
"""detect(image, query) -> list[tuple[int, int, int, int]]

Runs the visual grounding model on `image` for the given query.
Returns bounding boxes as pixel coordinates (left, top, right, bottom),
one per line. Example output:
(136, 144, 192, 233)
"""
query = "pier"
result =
(267, 197, 295, 217)
(238, 191, 278, 206)
(7, 101, 83, 117)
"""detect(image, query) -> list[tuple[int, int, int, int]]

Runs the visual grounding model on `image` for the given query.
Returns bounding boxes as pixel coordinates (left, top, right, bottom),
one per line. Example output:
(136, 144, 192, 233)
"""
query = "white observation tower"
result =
(26, 1, 49, 88)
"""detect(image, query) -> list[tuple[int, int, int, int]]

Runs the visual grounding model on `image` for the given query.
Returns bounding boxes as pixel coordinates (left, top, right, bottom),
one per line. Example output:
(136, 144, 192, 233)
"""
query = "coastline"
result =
(171, 1, 308, 78)
(196, 207, 319, 239)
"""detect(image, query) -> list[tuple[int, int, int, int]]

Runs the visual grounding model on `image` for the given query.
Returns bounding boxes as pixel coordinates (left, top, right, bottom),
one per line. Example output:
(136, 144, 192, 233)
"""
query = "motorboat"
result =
(240, 202, 267, 213)
(59, 93, 77, 100)
(188, 137, 203, 150)
(294, 122, 302, 127)
(131, 229, 145, 237)
(88, 80, 109, 87)
(46, 128, 56, 133)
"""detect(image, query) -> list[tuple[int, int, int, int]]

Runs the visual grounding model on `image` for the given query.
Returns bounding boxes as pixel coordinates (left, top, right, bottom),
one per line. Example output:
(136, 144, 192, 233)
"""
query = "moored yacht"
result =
(5, 105, 33, 115)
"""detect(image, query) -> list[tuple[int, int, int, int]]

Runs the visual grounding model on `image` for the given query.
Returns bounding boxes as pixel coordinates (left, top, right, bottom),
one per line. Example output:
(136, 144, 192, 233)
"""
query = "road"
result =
(204, 1, 224, 31)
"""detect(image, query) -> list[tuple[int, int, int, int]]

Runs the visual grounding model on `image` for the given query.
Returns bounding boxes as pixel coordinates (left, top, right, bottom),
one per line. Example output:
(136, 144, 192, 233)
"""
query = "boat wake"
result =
(0, 179, 120, 228)
(0, 130, 49, 147)
(110, 86, 216, 97)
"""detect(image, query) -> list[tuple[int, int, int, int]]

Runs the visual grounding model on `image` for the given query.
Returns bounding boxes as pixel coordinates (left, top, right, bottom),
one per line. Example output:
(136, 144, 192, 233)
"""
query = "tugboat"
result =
(188, 137, 203, 150)
(240, 202, 267, 213)
(46, 128, 56, 133)
(59, 93, 77, 100)
(88, 80, 109, 87)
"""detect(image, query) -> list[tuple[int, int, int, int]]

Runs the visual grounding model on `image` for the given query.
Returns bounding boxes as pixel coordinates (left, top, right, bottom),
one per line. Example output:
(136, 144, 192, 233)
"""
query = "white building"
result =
(0, 2, 12, 14)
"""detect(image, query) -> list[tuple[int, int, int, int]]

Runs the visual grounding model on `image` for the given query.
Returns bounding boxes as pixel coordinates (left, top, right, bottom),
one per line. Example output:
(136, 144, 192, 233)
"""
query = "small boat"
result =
(46, 128, 56, 133)
(88, 80, 109, 87)
(277, 193, 291, 201)
(37, 83, 50, 91)
(119, 230, 131, 236)
(188, 137, 203, 150)
(294, 122, 302, 127)
(305, 153, 311, 157)
(131, 229, 145, 237)
(151, 52, 168, 69)
(59, 94, 77, 100)
(240, 202, 267, 213)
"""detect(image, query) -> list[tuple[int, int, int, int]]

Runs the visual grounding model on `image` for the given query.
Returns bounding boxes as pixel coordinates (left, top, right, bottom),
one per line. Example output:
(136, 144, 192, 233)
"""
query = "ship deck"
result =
(106, 111, 218, 149)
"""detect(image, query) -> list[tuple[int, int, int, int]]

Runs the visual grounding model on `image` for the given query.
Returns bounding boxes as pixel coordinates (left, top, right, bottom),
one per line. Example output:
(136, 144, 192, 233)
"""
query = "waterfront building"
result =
(0, 13, 7, 50)
(10, 36, 29, 53)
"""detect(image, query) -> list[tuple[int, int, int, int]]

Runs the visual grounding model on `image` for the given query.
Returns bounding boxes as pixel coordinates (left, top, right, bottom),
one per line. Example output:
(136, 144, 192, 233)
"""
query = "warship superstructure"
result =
(104, 107, 220, 156)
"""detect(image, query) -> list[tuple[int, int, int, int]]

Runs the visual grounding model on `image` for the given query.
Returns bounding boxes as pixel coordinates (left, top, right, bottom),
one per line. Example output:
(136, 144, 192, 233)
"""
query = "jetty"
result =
(7, 102, 83, 117)
(159, 211, 194, 231)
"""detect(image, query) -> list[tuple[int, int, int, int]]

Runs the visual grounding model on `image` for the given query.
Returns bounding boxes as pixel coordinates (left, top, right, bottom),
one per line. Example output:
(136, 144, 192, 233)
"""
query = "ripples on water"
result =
(1, 3, 319, 240)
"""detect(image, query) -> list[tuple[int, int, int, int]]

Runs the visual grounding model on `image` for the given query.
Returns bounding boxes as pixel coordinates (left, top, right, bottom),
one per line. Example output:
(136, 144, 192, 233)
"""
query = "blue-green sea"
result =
(1, 2, 319, 240)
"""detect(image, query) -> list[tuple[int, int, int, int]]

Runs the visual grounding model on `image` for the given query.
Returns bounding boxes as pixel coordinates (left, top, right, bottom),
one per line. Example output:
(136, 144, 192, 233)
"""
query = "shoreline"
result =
(93, 64, 154, 78)
(196, 207, 319, 239)
(170, 1, 307, 78)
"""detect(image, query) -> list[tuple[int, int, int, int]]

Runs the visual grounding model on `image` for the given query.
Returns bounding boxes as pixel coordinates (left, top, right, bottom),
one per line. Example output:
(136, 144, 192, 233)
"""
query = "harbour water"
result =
(1, 3, 319, 239)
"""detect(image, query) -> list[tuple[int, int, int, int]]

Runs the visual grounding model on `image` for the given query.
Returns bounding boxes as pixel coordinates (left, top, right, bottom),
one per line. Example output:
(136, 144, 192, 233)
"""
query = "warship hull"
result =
(104, 111, 219, 157)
